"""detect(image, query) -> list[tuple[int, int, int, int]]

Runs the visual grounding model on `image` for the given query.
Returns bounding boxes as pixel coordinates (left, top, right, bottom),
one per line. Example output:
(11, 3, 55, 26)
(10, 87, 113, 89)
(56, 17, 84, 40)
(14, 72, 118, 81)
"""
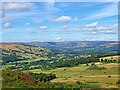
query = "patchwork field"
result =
(23, 62, 119, 88)
(1, 43, 120, 88)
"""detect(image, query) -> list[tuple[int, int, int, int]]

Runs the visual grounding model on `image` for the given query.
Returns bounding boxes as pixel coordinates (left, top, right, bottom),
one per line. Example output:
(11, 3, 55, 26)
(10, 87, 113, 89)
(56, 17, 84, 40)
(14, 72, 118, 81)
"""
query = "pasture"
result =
(23, 62, 119, 88)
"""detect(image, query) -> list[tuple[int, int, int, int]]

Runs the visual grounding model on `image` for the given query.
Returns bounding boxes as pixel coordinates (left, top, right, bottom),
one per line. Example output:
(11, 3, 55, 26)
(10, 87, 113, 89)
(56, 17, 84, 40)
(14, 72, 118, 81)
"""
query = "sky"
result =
(0, 2, 118, 42)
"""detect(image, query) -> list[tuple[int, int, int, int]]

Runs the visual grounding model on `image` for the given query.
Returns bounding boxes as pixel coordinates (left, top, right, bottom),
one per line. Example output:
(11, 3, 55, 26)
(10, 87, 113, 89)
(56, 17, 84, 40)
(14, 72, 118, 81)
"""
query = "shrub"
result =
(91, 63, 95, 66)
(108, 76, 111, 78)
(116, 80, 120, 84)
(76, 81, 82, 84)
(86, 63, 89, 66)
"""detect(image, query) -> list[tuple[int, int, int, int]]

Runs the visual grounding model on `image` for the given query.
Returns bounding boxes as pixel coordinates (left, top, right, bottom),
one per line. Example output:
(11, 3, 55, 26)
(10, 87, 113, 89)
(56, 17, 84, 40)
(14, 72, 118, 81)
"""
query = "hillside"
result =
(1, 42, 120, 88)
(2, 70, 55, 88)
(2, 70, 36, 88)
(1, 41, 119, 70)
(2, 70, 100, 88)
(1, 43, 56, 70)
(0, 43, 30, 50)
(24, 41, 119, 54)
(1, 43, 52, 62)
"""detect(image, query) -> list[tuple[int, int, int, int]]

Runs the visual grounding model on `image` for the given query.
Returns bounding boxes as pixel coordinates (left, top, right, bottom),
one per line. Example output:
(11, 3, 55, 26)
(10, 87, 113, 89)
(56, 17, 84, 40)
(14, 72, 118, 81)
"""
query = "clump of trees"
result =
(29, 72, 56, 82)
(76, 81, 82, 85)
(88, 63, 106, 70)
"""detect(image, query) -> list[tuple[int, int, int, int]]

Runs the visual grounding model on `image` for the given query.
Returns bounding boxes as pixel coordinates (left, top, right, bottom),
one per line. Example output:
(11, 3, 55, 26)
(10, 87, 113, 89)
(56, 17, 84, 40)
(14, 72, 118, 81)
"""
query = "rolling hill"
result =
(23, 41, 119, 54)
(0, 43, 53, 65)
(1, 41, 119, 70)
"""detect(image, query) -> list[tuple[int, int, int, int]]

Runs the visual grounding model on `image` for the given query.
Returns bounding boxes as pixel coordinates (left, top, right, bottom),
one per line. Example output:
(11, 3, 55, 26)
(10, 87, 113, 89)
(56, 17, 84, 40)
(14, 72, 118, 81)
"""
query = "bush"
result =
(86, 63, 89, 66)
(76, 81, 82, 84)
(91, 63, 95, 66)
(108, 76, 111, 78)
(116, 80, 120, 84)
(29, 72, 56, 82)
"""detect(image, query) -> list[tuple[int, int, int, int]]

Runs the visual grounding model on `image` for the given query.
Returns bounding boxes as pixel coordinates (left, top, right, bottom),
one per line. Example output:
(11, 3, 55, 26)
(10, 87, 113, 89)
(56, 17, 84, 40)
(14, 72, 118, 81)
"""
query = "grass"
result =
(50, 62, 118, 88)
(9, 61, 120, 88)
(1, 65, 15, 69)
(23, 65, 90, 77)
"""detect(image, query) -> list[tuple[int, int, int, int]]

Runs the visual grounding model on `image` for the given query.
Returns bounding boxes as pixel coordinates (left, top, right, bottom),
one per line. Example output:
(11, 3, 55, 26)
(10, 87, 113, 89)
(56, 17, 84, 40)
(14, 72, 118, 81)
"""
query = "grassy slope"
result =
(2, 70, 100, 88)
(1, 43, 53, 70)
(23, 63, 119, 88)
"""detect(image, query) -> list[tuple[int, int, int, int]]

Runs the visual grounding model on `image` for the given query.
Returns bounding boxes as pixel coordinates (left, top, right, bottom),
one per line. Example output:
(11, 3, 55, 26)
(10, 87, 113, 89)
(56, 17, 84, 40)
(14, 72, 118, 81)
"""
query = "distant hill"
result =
(1, 41, 119, 70)
(23, 41, 119, 54)
(0, 43, 29, 50)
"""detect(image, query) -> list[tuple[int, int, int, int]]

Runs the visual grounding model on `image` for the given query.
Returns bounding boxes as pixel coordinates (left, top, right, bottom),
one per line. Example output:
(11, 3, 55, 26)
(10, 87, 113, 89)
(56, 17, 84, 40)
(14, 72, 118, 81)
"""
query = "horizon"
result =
(0, 40, 119, 43)
(1, 2, 118, 42)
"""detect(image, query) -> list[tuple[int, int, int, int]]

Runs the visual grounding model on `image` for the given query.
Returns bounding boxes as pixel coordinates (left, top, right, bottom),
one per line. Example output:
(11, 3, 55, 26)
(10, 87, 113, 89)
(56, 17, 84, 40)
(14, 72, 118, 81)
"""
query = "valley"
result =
(0, 41, 120, 88)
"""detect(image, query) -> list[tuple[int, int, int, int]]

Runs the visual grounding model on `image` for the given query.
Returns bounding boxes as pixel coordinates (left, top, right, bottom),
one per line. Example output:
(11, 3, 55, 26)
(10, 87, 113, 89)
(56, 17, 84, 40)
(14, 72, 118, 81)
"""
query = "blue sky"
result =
(1, 2, 118, 42)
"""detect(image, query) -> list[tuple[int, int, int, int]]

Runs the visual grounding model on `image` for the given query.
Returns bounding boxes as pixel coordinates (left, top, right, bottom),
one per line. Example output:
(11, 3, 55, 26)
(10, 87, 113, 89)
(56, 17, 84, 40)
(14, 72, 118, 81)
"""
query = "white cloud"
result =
(38, 26, 48, 30)
(86, 22, 98, 27)
(54, 16, 72, 22)
(90, 31, 98, 34)
(3, 22, 12, 28)
(25, 22, 30, 26)
(83, 3, 117, 20)
(56, 38, 62, 40)
(55, 37, 63, 41)
(3, 2, 35, 11)
(51, 16, 78, 22)
(45, 0, 60, 13)
(61, 25, 69, 29)
(113, 24, 118, 28)
(74, 17, 78, 21)
(76, 22, 117, 35)
(100, 30, 116, 34)
(96, 26, 107, 30)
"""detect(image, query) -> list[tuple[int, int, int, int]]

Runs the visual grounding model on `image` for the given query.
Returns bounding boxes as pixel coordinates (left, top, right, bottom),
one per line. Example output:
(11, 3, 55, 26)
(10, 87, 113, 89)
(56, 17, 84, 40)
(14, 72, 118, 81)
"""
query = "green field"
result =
(23, 65, 90, 77)
(23, 62, 119, 88)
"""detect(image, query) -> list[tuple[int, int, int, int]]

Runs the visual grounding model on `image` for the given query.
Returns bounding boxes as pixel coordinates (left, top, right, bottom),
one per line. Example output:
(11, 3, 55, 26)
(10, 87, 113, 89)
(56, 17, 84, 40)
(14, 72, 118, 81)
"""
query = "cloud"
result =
(100, 30, 116, 34)
(53, 16, 72, 22)
(86, 22, 98, 27)
(45, 0, 61, 13)
(52, 16, 79, 23)
(74, 17, 78, 21)
(113, 24, 118, 28)
(25, 22, 30, 26)
(3, 2, 35, 11)
(51, 16, 78, 23)
(3, 22, 12, 28)
(76, 22, 117, 35)
(38, 26, 48, 30)
(83, 3, 117, 20)
(89, 31, 98, 34)
(61, 25, 69, 29)
(2, 2, 35, 22)
(55, 37, 63, 41)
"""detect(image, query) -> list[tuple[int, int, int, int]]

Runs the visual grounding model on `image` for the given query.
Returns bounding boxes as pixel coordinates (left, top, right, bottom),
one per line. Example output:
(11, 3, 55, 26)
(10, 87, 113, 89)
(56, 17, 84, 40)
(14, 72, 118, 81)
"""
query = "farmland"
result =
(23, 62, 119, 88)
(1, 41, 120, 88)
